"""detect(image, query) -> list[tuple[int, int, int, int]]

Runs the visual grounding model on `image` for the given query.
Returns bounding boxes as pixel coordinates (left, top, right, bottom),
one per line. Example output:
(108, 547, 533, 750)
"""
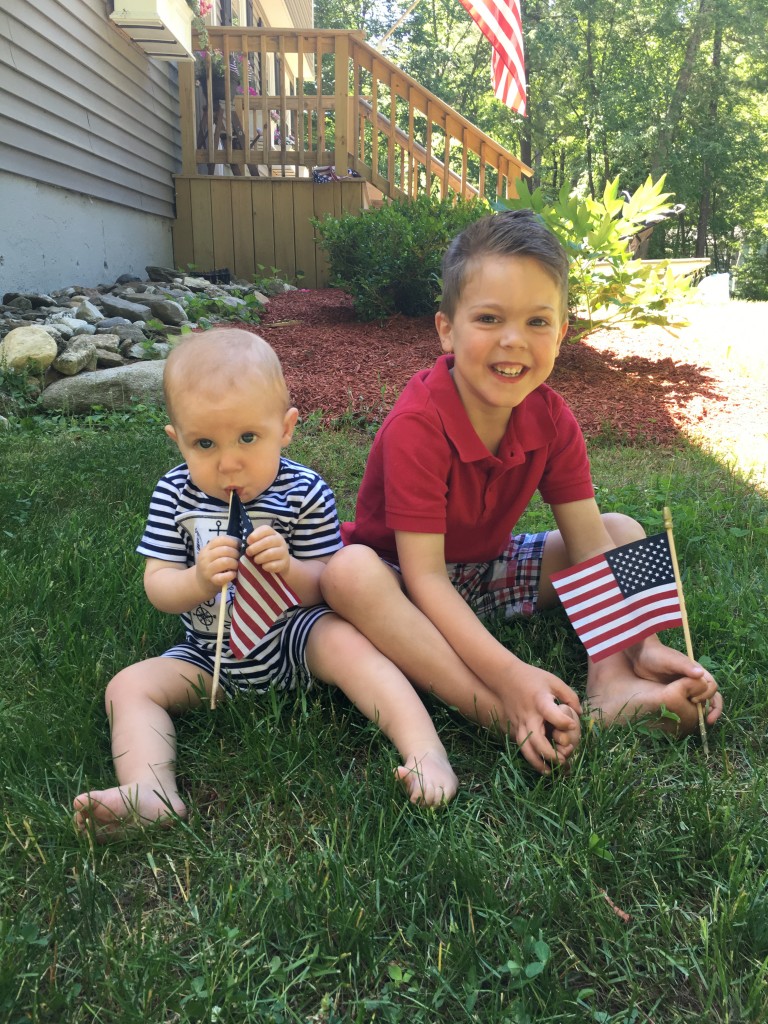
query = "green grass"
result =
(2, 412, 768, 1023)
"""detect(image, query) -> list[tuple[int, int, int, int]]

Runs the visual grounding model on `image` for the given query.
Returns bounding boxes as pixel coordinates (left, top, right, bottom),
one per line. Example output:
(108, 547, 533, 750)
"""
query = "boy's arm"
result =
(396, 530, 581, 768)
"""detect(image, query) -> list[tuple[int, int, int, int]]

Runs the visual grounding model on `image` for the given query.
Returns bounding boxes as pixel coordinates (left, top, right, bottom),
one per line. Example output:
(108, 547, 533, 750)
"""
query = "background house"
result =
(0, 0, 194, 292)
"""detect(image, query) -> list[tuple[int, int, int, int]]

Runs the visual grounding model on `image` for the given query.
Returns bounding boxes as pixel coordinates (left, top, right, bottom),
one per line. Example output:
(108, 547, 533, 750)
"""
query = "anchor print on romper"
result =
(182, 511, 288, 638)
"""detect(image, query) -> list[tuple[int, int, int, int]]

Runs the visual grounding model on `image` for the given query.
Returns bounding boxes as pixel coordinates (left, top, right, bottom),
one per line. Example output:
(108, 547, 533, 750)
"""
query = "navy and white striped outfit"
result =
(136, 458, 342, 695)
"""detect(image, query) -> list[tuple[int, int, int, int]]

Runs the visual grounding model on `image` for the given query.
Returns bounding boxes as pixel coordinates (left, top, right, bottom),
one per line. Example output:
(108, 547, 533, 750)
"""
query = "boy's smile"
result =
(435, 254, 568, 440)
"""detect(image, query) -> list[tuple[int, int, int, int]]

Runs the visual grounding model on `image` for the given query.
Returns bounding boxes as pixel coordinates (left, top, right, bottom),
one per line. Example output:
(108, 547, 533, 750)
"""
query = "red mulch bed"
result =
(246, 287, 758, 448)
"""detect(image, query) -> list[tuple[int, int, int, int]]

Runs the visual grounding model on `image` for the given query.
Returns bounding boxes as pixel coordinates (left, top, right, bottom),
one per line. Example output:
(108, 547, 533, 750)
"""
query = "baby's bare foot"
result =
(73, 783, 187, 841)
(394, 750, 458, 807)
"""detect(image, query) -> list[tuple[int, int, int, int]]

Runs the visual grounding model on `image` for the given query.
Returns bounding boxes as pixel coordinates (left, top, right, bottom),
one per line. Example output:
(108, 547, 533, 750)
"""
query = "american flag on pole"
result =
(550, 534, 684, 663)
(225, 492, 300, 659)
(458, 0, 527, 115)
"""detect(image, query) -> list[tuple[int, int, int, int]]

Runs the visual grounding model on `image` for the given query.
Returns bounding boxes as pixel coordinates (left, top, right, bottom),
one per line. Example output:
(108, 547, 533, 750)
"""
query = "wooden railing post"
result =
(334, 34, 350, 172)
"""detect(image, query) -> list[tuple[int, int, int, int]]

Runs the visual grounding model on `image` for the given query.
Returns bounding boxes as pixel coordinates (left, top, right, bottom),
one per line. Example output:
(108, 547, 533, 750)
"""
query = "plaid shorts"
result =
(446, 531, 548, 620)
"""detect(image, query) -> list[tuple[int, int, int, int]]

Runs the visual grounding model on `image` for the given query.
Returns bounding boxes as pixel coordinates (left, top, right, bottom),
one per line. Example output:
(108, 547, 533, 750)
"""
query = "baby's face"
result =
(165, 382, 297, 503)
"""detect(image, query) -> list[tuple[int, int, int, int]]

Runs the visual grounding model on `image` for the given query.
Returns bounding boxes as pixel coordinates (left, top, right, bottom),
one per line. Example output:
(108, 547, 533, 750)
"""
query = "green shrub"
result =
(313, 195, 489, 321)
(496, 175, 692, 338)
(733, 231, 768, 301)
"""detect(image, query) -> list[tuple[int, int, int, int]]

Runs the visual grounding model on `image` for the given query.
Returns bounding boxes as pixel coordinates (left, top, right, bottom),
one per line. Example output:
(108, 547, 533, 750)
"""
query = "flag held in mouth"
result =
(225, 492, 300, 659)
(550, 533, 683, 662)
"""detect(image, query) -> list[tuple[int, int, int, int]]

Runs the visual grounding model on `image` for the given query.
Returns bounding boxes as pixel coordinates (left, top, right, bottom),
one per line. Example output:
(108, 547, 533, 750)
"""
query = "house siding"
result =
(0, 0, 182, 214)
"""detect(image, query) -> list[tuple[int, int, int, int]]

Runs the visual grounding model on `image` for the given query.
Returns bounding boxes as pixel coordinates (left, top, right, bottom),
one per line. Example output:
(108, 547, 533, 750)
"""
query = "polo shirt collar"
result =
(427, 354, 558, 464)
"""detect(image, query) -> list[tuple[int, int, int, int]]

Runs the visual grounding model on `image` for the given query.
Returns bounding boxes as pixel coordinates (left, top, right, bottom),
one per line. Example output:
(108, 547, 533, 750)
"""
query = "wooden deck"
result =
(171, 27, 531, 284)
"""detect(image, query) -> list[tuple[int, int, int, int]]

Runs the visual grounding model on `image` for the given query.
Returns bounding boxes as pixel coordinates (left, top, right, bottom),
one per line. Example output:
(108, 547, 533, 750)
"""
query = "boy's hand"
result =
(245, 525, 291, 575)
(195, 535, 242, 597)
(496, 664, 582, 773)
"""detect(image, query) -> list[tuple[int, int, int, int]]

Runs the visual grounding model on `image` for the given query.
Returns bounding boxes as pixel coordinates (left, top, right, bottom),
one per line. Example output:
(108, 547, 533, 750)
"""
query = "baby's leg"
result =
(306, 615, 458, 806)
(73, 658, 208, 839)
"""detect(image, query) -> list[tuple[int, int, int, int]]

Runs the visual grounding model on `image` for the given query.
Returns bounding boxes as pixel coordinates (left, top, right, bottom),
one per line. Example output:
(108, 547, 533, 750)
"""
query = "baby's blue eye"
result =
(197, 438, 214, 449)
(241, 432, 256, 444)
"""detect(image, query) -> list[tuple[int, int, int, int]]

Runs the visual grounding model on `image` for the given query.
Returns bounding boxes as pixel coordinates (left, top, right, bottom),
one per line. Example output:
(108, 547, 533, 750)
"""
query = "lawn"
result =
(1, 356, 767, 1021)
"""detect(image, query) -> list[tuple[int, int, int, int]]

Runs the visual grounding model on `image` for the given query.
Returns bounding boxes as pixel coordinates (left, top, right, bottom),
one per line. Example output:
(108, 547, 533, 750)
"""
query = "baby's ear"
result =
(281, 407, 299, 446)
(164, 423, 178, 444)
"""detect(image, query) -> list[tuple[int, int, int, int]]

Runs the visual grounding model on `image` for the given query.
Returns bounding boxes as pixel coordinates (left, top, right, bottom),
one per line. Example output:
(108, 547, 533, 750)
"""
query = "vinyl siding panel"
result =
(0, 0, 182, 218)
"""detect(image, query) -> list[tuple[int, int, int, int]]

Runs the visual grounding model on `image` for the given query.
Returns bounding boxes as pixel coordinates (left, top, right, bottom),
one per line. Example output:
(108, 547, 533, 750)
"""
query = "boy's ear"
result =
(281, 407, 299, 446)
(435, 311, 454, 353)
(555, 319, 569, 354)
(164, 423, 178, 444)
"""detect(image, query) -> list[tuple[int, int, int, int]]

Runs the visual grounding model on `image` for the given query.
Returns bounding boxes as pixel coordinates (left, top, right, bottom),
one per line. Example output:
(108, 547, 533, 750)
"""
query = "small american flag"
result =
(550, 534, 683, 662)
(225, 492, 300, 659)
(458, 0, 526, 115)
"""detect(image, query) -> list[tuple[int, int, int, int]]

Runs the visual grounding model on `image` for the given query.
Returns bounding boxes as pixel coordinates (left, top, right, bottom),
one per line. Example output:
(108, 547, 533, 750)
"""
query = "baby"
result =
(74, 329, 457, 837)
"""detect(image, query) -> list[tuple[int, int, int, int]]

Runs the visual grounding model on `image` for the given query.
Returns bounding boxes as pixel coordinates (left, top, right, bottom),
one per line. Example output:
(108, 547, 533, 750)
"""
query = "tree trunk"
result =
(695, 14, 722, 257)
(650, 0, 713, 179)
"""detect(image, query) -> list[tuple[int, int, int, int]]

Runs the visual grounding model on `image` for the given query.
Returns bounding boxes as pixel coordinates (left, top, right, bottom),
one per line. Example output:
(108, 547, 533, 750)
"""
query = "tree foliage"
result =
(315, 0, 768, 276)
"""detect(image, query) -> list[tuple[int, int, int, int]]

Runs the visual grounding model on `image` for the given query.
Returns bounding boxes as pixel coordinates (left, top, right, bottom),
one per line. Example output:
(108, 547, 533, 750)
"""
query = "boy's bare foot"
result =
(394, 750, 459, 806)
(73, 783, 187, 841)
(586, 651, 723, 735)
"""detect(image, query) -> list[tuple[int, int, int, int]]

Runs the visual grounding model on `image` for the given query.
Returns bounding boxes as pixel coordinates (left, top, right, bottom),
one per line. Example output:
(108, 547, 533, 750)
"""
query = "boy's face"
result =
(436, 254, 568, 430)
(164, 381, 298, 504)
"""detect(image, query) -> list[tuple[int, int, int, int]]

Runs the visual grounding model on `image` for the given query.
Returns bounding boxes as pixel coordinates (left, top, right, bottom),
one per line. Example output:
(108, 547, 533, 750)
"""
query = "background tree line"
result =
(316, 0, 768, 288)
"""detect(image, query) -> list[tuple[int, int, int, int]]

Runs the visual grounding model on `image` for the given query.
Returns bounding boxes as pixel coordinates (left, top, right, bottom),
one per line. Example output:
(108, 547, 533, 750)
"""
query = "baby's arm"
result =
(144, 535, 241, 613)
(396, 531, 581, 772)
(245, 525, 328, 606)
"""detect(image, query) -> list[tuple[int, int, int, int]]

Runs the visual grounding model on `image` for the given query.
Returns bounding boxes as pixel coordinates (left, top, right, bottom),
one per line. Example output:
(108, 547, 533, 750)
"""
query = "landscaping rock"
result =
(52, 337, 98, 376)
(41, 361, 167, 413)
(0, 325, 58, 370)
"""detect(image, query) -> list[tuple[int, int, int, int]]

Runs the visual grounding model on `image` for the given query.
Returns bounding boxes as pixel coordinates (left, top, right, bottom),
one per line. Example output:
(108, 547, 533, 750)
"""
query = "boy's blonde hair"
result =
(440, 210, 570, 321)
(163, 329, 290, 423)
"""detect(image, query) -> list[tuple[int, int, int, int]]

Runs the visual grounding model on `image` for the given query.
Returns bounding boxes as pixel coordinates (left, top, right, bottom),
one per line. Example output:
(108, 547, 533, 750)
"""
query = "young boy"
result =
(73, 330, 457, 837)
(320, 210, 722, 774)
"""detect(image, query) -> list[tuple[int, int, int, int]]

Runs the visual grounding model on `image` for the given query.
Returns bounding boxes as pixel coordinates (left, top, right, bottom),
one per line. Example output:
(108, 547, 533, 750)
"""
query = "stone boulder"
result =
(41, 361, 166, 413)
(0, 325, 58, 370)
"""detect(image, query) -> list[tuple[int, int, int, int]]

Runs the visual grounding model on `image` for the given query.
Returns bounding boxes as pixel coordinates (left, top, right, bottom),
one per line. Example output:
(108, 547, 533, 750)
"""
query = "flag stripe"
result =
(551, 533, 683, 663)
(458, 0, 526, 115)
(225, 491, 301, 660)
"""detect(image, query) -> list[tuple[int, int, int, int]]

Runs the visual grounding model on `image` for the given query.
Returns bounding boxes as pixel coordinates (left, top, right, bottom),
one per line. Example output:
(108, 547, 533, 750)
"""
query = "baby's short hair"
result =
(163, 329, 290, 423)
(439, 209, 570, 321)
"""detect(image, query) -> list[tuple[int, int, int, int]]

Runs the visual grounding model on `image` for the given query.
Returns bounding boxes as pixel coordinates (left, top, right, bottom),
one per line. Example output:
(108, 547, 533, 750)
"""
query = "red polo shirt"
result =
(341, 354, 595, 564)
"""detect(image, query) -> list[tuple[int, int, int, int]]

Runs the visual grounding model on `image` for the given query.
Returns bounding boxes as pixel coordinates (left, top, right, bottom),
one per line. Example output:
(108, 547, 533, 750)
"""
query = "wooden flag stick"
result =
(210, 491, 234, 710)
(663, 506, 708, 756)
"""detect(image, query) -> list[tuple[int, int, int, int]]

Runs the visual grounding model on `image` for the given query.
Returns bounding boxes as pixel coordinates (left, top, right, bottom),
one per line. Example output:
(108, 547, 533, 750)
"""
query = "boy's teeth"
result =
(495, 366, 523, 377)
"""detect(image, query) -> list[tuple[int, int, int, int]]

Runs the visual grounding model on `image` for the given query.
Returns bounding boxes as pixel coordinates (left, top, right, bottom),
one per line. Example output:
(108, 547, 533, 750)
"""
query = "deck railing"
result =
(178, 27, 530, 202)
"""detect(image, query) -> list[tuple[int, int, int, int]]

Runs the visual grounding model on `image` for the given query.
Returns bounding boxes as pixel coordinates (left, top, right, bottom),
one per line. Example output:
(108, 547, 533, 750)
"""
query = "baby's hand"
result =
(196, 535, 242, 596)
(245, 525, 291, 575)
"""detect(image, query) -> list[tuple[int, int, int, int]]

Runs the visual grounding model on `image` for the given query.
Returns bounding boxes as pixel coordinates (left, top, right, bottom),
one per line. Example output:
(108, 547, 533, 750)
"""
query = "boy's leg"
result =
(321, 546, 510, 726)
(305, 613, 458, 806)
(537, 513, 722, 733)
(73, 658, 209, 838)
(320, 546, 579, 768)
